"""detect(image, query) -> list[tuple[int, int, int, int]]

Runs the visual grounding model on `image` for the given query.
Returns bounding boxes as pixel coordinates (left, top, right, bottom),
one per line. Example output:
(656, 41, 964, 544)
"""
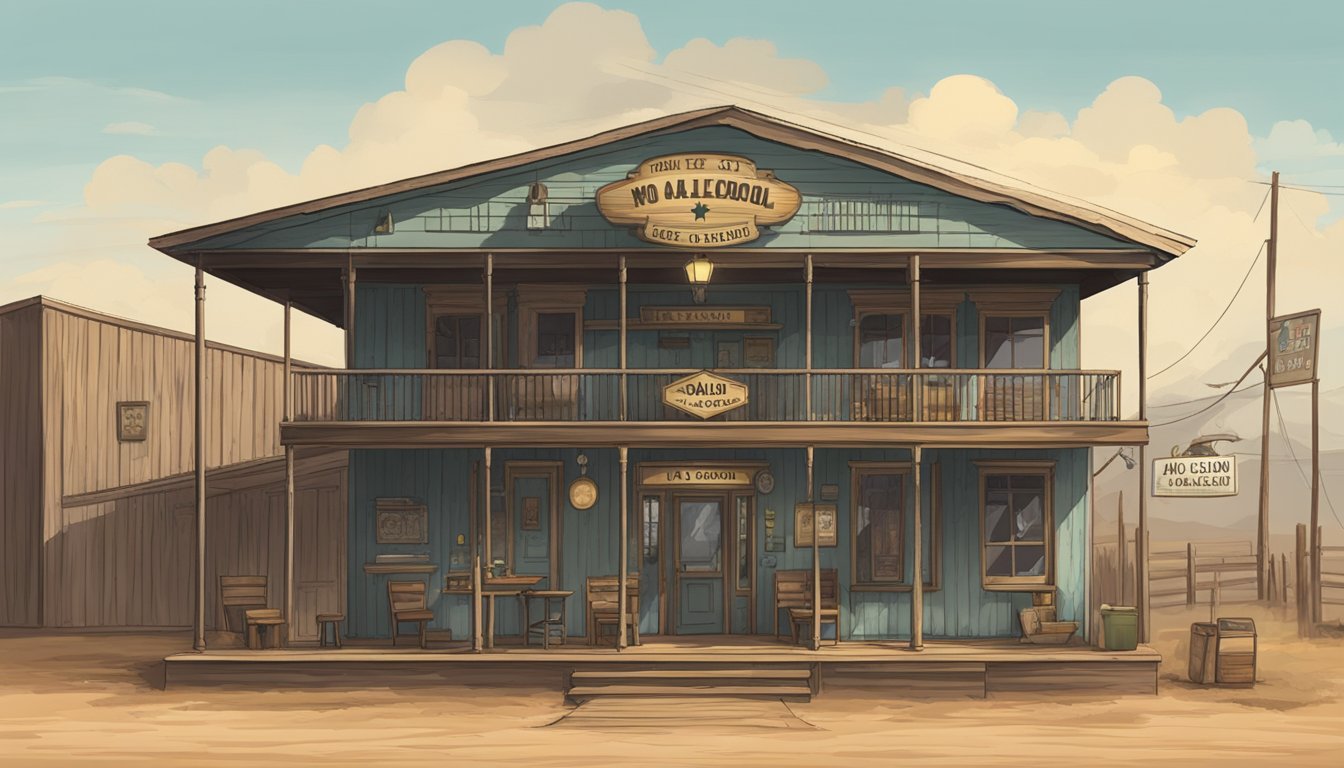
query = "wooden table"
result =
(443, 586, 541, 649)
(521, 590, 572, 649)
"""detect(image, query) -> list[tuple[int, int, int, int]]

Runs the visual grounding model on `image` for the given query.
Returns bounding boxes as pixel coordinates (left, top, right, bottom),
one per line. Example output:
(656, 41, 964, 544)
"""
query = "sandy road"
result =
(1, 607, 1342, 766)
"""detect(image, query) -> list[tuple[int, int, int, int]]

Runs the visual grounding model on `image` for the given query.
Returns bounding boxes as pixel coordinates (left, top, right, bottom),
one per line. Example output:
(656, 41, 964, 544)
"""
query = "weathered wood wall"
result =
(0, 303, 44, 626)
(45, 456, 346, 631)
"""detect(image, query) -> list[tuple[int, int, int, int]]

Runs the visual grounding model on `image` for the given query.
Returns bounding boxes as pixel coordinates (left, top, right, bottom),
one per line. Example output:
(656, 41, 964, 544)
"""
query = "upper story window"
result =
(858, 313, 904, 368)
(920, 314, 954, 369)
(984, 315, 1046, 369)
(535, 312, 577, 368)
(433, 314, 481, 369)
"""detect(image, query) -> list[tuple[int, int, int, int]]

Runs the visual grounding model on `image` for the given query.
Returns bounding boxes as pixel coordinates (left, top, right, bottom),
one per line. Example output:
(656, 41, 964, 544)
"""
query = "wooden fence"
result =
(1092, 533, 1289, 614)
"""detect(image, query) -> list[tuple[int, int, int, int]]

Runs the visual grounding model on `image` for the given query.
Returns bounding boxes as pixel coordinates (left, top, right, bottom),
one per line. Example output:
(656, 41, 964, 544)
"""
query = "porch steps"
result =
(565, 666, 814, 703)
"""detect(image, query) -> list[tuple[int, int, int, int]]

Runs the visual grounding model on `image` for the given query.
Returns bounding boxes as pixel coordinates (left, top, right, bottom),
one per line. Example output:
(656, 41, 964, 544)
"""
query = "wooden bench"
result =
(586, 575, 639, 647)
(773, 569, 840, 645)
(218, 575, 286, 649)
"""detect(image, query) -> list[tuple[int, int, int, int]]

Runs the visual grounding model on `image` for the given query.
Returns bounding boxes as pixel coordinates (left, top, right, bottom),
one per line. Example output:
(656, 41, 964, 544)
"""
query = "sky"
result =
(3, 0, 1343, 452)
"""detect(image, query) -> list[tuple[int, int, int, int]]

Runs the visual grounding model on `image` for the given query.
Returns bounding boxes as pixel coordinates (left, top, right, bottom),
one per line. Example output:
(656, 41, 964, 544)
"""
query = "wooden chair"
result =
(218, 575, 286, 649)
(773, 569, 840, 645)
(585, 575, 640, 647)
(387, 581, 434, 649)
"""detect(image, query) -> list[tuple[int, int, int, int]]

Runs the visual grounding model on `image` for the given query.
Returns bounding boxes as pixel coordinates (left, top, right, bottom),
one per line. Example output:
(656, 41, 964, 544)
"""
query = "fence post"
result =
(1117, 492, 1126, 605)
(1266, 554, 1278, 606)
(1296, 524, 1310, 638)
(1281, 552, 1290, 605)
(1210, 569, 1220, 623)
(1186, 543, 1197, 606)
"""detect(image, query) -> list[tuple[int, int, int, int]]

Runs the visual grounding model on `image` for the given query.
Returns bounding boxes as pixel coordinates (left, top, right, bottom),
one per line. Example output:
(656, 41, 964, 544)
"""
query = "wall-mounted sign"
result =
(795, 503, 838, 547)
(375, 498, 429, 544)
(663, 370, 749, 419)
(639, 465, 756, 488)
(596, 153, 802, 248)
(640, 306, 772, 326)
(568, 477, 598, 510)
(1269, 309, 1321, 389)
(1152, 456, 1238, 497)
(116, 401, 150, 442)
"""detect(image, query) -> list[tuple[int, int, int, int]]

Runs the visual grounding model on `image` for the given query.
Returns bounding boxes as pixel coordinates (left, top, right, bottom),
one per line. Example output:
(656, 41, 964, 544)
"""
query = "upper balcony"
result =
(282, 367, 1136, 449)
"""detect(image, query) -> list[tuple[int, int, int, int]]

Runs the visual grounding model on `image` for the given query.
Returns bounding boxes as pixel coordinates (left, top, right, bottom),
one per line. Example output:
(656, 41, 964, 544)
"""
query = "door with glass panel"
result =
(672, 494, 726, 634)
(982, 314, 1047, 420)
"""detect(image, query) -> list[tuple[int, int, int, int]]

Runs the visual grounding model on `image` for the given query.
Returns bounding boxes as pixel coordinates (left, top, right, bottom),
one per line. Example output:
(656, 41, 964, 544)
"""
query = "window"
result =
(432, 314, 481, 369)
(984, 315, 1046, 369)
(535, 311, 576, 368)
(920, 314, 954, 369)
(853, 468, 905, 585)
(979, 464, 1052, 588)
(859, 313, 904, 368)
(641, 496, 660, 564)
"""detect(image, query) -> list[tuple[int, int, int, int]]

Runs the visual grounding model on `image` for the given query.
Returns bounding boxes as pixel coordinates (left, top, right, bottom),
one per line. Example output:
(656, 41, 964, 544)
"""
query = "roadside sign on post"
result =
(1152, 455, 1238, 497)
(1268, 309, 1321, 389)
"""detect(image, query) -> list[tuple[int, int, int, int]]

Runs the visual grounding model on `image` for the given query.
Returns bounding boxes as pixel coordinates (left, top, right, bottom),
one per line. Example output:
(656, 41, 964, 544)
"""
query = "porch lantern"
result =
(684, 254, 714, 304)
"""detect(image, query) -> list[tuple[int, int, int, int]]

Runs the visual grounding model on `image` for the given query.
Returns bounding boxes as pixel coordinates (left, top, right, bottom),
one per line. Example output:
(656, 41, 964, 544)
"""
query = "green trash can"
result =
(1100, 604, 1139, 650)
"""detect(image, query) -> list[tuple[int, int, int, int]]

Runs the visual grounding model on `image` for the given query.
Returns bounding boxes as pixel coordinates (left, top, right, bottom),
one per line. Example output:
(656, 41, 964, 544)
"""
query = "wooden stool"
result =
(317, 613, 345, 648)
(244, 608, 286, 649)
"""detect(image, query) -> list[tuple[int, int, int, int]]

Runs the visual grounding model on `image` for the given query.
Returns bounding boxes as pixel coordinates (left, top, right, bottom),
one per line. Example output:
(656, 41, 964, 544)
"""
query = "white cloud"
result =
(12, 1, 1344, 411)
(0, 199, 46, 209)
(102, 121, 158, 136)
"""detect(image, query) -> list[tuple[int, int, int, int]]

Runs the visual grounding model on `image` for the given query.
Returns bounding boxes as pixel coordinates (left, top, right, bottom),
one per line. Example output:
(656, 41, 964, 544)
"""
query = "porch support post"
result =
(343, 253, 356, 367)
(193, 261, 207, 652)
(1136, 272, 1150, 643)
(911, 253, 922, 415)
(283, 298, 295, 644)
(476, 446, 491, 652)
(485, 253, 494, 422)
(618, 445, 629, 649)
(910, 445, 924, 650)
(808, 445, 820, 650)
(805, 254, 813, 420)
(619, 255, 628, 421)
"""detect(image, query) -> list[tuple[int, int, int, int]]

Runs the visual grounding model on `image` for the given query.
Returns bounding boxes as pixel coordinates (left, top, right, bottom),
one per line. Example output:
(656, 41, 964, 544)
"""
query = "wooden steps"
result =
(565, 666, 814, 703)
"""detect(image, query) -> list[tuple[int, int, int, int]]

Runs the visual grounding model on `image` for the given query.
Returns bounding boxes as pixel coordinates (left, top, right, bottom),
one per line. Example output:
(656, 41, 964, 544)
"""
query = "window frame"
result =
(848, 460, 942, 592)
(515, 285, 586, 369)
(976, 460, 1055, 591)
(980, 312, 1049, 370)
(848, 289, 959, 370)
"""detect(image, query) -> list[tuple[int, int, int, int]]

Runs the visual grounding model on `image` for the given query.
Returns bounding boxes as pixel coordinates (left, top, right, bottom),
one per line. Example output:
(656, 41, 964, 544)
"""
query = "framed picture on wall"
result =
(744, 336, 774, 368)
(116, 401, 150, 442)
(716, 340, 742, 369)
(795, 502, 837, 547)
(375, 498, 429, 544)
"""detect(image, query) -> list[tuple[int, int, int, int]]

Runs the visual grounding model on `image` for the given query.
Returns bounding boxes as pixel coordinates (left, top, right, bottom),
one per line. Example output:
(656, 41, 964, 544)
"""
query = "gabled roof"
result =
(150, 105, 1194, 258)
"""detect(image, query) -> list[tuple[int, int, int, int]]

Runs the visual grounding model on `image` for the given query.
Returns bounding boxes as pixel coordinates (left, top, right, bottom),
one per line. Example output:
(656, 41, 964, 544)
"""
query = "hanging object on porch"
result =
(662, 370, 748, 419)
(754, 469, 775, 495)
(569, 453, 598, 510)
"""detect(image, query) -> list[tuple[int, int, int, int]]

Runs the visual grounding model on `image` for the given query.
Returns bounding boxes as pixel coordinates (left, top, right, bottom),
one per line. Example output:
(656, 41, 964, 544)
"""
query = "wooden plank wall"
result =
(0, 304, 44, 626)
(42, 306, 288, 499)
(45, 462, 345, 629)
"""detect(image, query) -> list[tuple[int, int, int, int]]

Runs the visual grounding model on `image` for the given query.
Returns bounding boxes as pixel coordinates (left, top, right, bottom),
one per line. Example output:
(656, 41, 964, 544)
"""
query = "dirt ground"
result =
(2, 605, 1342, 766)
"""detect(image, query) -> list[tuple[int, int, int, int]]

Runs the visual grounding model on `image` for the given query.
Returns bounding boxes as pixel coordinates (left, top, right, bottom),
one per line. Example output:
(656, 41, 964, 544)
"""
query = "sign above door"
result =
(596, 153, 802, 248)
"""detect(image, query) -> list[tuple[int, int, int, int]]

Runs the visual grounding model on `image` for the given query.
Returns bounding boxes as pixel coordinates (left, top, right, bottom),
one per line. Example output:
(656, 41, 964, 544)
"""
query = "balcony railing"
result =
(290, 369, 1121, 423)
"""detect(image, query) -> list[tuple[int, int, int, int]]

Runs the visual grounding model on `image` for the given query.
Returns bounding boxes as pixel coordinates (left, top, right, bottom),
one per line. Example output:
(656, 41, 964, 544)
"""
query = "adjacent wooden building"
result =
(145, 106, 1191, 664)
(0, 296, 346, 638)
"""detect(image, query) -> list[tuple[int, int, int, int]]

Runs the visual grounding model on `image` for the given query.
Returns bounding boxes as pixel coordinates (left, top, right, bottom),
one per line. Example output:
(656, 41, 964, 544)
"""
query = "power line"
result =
(1147, 238, 1266, 380)
(1271, 388, 1343, 531)
(1150, 379, 1263, 408)
(1151, 351, 1266, 427)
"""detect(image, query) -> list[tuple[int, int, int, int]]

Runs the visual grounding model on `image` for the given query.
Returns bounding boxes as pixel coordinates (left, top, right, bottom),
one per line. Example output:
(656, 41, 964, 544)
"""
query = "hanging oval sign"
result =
(568, 476, 599, 510)
(596, 153, 802, 248)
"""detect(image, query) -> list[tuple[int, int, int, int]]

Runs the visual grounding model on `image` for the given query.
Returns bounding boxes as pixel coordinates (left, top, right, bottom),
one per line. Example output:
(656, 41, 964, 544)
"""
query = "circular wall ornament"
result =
(754, 469, 775, 495)
(569, 476, 599, 510)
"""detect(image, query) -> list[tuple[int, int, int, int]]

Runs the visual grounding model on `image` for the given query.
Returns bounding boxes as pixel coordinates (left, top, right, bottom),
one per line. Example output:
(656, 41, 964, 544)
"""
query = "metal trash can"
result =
(1189, 617, 1257, 685)
(1099, 604, 1139, 651)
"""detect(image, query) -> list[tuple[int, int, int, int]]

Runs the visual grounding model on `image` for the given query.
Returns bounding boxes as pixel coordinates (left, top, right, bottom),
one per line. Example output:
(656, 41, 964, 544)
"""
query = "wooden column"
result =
(805, 254, 813, 420)
(1117, 491, 1126, 605)
(911, 252, 922, 414)
(477, 446, 491, 652)
(910, 446, 924, 650)
(193, 263, 207, 652)
(618, 445, 629, 649)
(619, 255, 628, 421)
(343, 255, 356, 367)
(808, 445, 820, 650)
(485, 253, 495, 422)
(1136, 272, 1150, 643)
(283, 299, 295, 644)
(1311, 378, 1321, 623)
(1258, 171, 1279, 599)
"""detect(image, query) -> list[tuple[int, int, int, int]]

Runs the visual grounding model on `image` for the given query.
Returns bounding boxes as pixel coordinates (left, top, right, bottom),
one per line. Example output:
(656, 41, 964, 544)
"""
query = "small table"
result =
(316, 613, 345, 648)
(521, 590, 572, 649)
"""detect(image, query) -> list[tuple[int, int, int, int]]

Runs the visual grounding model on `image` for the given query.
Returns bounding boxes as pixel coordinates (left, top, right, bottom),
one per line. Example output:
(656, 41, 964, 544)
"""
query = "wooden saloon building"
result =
(150, 107, 1192, 694)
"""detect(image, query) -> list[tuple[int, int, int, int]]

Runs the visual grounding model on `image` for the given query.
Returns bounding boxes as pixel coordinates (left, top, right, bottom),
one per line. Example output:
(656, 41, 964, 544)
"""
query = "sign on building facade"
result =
(1268, 309, 1321, 389)
(662, 370, 749, 419)
(1152, 456, 1238, 497)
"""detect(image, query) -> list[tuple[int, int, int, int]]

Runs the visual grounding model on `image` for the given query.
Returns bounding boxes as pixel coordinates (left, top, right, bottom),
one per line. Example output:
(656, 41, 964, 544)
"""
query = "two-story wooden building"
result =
(150, 106, 1190, 677)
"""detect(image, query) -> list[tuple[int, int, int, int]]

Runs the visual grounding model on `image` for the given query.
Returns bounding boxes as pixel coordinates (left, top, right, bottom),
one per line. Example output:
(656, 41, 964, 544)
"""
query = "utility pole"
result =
(1257, 171, 1279, 600)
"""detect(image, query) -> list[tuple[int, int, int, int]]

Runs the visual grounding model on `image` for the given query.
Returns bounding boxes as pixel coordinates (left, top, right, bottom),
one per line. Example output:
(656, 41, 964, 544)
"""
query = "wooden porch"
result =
(163, 635, 1161, 699)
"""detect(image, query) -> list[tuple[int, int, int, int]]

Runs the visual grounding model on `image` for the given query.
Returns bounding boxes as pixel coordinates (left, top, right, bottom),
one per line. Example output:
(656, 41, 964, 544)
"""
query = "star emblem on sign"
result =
(690, 202, 710, 220)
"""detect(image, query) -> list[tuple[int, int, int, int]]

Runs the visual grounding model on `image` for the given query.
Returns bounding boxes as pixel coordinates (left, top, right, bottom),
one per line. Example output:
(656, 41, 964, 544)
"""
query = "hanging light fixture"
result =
(683, 254, 714, 304)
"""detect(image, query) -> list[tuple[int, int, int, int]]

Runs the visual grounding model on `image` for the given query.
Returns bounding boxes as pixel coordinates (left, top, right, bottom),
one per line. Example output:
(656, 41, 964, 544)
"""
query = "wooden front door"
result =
(671, 494, 727, 635)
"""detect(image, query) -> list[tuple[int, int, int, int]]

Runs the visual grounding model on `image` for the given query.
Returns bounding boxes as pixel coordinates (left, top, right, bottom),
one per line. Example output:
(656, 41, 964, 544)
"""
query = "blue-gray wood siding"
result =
(346, 446, 1088, 640)
(188, 127, 1138, 253)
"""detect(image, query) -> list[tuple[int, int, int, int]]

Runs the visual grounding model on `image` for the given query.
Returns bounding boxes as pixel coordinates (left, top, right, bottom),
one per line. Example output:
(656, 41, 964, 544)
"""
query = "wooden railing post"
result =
(1186, 543, 1197, 606)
